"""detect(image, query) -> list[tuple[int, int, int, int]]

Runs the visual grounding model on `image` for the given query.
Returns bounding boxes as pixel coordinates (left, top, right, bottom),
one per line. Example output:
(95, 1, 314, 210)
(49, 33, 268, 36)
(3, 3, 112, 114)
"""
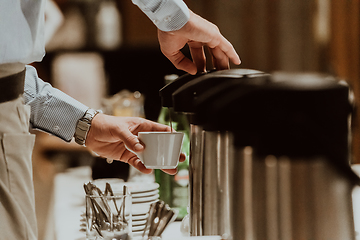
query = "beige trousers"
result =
(0, 96, 37, 240)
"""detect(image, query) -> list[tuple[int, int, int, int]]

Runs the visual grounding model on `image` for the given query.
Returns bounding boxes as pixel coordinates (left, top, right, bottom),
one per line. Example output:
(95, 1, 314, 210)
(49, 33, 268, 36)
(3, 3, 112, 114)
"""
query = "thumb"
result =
(118, 129, 144, 152)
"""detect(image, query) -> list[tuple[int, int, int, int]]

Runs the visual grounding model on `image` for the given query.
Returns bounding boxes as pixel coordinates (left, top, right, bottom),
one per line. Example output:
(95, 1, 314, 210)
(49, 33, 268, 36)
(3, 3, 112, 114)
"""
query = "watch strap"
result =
(74, 108, 99, 146)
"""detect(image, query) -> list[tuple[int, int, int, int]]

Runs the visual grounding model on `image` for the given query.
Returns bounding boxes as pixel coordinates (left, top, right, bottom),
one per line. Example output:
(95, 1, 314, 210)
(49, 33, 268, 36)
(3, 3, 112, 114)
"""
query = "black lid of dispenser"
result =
(195, 72, 352, 153)
(159, 72, 207, 108)
(195, 72, 359, 182)
(172, 69, 268, 116)
(194, 72, 358, 183)
(194, 74, 270, 129)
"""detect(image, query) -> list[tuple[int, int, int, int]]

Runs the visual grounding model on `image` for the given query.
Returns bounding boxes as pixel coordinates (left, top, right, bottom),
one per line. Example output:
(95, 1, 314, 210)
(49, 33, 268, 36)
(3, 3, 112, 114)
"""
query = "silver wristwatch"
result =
(74, 108, 99, 146)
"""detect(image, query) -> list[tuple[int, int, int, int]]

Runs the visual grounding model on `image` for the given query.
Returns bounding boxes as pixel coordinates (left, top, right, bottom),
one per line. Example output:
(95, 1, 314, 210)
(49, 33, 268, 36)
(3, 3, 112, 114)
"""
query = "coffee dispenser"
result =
(193, 71, 359, 240)
(160, 69, 359, 240)
(160, 69, 269, 237)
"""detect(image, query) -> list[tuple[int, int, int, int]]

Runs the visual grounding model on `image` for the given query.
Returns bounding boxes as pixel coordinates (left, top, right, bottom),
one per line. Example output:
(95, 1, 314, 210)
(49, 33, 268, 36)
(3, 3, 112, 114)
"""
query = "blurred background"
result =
(31, 0, 359, 239)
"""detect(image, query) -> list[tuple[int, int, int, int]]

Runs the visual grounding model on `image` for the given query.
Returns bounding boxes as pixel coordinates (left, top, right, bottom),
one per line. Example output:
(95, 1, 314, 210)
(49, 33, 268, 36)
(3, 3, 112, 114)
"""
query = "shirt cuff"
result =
(132, 0, 190, 31)
(24, 65, 88, 142)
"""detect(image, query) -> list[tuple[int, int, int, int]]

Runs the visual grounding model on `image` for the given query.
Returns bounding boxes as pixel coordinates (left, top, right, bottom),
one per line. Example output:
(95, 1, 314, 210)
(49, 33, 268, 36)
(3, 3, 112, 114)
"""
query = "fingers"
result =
(162, 168, 178, 175)
(179, 153, 186, 162)
(158, 30, 198, 75)
(164, 50, 197, 75)
(186, 33, 240, 72)
(210, 46, 229, 70)
(112, 148, 186, 176)
(113, 125, 144, 152)
(145, 120, 172, 132)
(188, 41, 206, 73)
(205, 29, 241, 67)
(114, 118, 173, 154)
(124, 133, 144, 152)
(157, 11, 240, 74)
(187, 11, 240, 69)
(119, 148, 137, 163)
(160, 153, 186, 175)
(218, 37, 241, 66)
(127, 156, 153, 174)
(118, 153, 181, 176)
(208, 37, 241, 70)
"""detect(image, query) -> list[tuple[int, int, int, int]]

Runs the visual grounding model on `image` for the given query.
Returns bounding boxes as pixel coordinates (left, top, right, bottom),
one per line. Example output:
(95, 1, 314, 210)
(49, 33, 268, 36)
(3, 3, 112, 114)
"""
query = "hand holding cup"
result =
(129, 132, 184, 169)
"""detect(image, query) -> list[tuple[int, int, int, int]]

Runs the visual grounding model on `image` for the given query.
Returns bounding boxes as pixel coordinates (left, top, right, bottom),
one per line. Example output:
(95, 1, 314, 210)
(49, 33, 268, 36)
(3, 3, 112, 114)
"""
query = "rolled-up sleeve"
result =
(24, 65, 88, 142)
(132, 0, 190, 32)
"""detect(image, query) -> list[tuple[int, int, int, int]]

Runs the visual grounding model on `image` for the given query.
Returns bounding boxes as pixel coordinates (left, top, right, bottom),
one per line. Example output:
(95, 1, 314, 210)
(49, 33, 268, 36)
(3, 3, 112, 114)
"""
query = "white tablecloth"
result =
(51, 166, 184, 240)
(352, 164, 360, 240)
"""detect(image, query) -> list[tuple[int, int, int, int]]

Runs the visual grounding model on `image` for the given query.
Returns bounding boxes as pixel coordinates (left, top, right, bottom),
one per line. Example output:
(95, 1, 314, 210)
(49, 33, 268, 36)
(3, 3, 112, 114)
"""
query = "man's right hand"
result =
(157, 10, 241, 74)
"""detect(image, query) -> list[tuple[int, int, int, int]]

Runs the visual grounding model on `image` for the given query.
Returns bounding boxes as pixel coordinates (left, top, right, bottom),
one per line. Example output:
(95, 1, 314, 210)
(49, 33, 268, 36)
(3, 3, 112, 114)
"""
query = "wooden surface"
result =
(330, 0, 360, 163)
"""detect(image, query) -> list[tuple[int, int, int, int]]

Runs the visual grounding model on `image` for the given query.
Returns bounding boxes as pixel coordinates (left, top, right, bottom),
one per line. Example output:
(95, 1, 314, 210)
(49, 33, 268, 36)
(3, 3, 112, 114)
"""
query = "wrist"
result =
(74, 108, 100, 146)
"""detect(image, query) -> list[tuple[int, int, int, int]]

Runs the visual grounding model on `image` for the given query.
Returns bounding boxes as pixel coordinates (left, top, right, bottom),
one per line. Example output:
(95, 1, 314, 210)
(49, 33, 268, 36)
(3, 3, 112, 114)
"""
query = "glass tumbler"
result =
(86, 193, 132, 240)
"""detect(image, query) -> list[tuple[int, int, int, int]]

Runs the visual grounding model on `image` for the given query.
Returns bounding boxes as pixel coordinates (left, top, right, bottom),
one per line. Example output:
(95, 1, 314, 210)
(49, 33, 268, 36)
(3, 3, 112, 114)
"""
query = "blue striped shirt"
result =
(24, 65, 88, 142)
(132, 0, 190, 31)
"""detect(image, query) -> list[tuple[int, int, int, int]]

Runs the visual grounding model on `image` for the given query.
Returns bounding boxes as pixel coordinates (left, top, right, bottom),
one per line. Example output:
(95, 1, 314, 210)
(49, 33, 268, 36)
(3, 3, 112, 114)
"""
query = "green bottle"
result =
(155, 75, 190, 220)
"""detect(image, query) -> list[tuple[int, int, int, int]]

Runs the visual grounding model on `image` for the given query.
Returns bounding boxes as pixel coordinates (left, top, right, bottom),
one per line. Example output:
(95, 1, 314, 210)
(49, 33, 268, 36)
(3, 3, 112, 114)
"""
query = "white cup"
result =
(135, 132, 184, 169)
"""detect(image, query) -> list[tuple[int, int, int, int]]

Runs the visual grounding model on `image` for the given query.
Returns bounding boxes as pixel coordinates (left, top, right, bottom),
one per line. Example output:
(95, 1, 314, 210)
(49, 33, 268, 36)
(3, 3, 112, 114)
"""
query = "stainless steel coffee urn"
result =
(161, 69, 268, 237)
(160, 70, 360, 240)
